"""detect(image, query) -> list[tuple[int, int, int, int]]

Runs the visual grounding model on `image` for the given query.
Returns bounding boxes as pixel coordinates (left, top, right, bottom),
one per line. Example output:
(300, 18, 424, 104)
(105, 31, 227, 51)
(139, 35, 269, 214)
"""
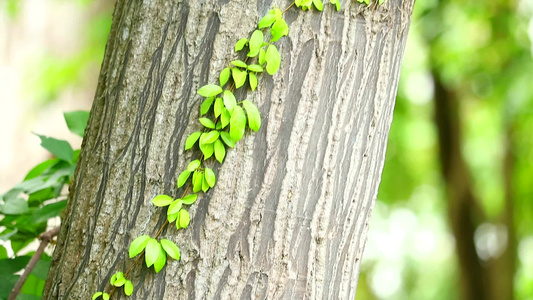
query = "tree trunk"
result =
(43, 0, 414, 299)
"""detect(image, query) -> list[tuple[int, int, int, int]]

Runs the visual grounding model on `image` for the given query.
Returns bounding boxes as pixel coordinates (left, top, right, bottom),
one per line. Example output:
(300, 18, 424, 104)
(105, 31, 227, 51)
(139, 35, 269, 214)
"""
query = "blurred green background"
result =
(0, 0, 532, 299)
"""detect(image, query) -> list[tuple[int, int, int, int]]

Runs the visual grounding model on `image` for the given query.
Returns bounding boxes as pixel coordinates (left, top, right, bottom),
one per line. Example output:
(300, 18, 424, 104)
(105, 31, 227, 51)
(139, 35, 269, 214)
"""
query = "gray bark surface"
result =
(43, 0, 414, 299)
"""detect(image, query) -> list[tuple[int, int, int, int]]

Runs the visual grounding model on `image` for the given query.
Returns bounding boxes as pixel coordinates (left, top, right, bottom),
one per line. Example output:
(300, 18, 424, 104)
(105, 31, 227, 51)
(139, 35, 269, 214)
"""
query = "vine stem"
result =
(105, 2, 296, 298)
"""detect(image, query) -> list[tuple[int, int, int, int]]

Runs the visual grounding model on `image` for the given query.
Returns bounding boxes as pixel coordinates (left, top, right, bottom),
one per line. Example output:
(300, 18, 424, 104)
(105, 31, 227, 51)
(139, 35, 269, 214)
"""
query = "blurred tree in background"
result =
(1, 0, 532, 299)
(358, 0, 533, 299)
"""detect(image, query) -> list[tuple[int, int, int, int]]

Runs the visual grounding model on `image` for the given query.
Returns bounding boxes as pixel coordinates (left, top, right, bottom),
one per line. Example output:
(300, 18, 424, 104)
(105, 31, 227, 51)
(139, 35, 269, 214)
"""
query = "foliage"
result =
(0, 111, 89, 299)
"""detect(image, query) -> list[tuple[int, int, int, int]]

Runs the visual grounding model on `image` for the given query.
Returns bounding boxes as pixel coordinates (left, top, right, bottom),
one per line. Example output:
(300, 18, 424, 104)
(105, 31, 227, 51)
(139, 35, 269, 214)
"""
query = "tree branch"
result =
(8, 226, 60, 300)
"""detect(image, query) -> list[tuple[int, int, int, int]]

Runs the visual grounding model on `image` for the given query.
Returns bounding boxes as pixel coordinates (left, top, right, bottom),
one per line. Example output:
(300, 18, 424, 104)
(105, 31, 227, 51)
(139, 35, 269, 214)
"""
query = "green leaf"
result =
(177, 170, 191, 188)
(178, 209, 191, 229)
(248, 30, 264, 57)
(202, 175, 210, 192)
(63, 111, 90, 137)
(223, 90, 237, 114)
(111, 272, 126, 287)
(145, 238, 160, 268)
(200, 97, 215, 115)
(1, 197, 28, 215)
(313, 0, 324, 10)
(92, 292, 103, 300)
(242, 100, 262, 132)
(265, 44, 281, 75)
(259, 48, 267, 65)
(214, 97, 224, 118)
(231, 60, 248, 68)
(23, 158, 58, 180)
(235, 38, 248, 52)
(220, 67, 231, 86)
(129, 235, 151, 258)
(230, 106, 247, 142)
(247, 64, 264, 73)
(185, 132, 202, 150)
(221, 108, 231, 128)
(187, 160, 201, 171)
(214, 139, 226, 163)
(270, 18, 289, 42)
(231, 68, 247, 89)
(168, 199, 183, 215)
(152, 194, 173, 207)
(204, 168, 216, 187)
(199, 118, 216, 129)
(220, 131, 236, 148)
(29, 200, 67, 224)
(197, 84, 223, 97)
(258, 9, 280, 29)
(249, 72, 258, 91)
(199, 142, 214, 159)
(102, 293, 110, 300)
(124, 280, 134, 296)
(160, 239, 181, 260)
(193, 171, 203, 193)
(168, 211, 178, 223)
(182, 194, 198, 205)
(35, 134, 74, 163)
(200, 130, 220, 145)
(154, 245, 166, 273)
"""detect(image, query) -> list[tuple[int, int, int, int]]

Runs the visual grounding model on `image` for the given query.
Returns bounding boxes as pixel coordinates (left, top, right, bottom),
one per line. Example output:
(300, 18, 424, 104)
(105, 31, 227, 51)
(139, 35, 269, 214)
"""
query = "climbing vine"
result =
(91, 0, 379, 298)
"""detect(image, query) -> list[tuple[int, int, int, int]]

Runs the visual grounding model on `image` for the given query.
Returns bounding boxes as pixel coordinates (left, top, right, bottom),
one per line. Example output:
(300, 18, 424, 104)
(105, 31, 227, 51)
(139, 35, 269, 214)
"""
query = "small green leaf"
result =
(258, 9, 280, 29)
(197, 84, 223, 97)
(199, 142, 214, 159)
(129, 235, 151, 258)
(35, 134, 74, 163)
(204, 168, 216, 187)
(202, 175, 210, 192)
(160, 239, 181, 260)
(200, 130, 220, 145)
(235, 38, 248, 52)
(64, 111, 90, 137)
(102, 293, 110, 300)
(220, 131, 236, 148)
(124, 280, 134, 296)
(168, 211, 179, 223)
(242, 100, 262, 132)
(152, 194, 173, 207)
(193, 171, 203, 193)
(200, 97, 215, 115)
(231, 60, 248, 68)
(114, 276, 126, 287)
(185, 132, 202, 150)
(168, 199, 183, 216)
(177, 170, 191, 188)
(182, 194, 198, 205)
(270, 18, 289, 42)
(313, 0, 324, 10)
(214, 97, 224, 118)
(223, 90, 237, 114)
(265, 44, 281, 75)
(199, 117, 216, 129)
(230, 106, 247, 142)
(221, 108, 231, 128)
(232, 68, 247, 89)
(259, 48, 267, 65)
(153, 244, 166, 273)
(249, 72, 258, 91)
(247, 64, 264, 73)
(110, 272, 124, 286)
(220, 67, 231, 86)
(187, 160, 201, 171)
(248, 30, 264, 57)
(145, 238, 160, 268)
(92, 292, 102, 300)
(214, 139, 226, 163)
(179, 209, 191, 228)
(330, 0, 340, 10)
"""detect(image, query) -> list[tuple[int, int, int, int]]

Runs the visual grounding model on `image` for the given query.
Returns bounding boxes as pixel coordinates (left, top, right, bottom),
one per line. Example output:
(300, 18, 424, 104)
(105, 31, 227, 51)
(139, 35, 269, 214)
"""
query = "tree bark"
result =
(43, 0, 414, 299)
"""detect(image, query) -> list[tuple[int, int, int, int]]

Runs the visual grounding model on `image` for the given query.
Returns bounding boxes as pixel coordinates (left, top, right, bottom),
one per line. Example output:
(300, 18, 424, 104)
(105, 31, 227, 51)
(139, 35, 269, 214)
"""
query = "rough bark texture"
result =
(43, 0, 414, 299)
